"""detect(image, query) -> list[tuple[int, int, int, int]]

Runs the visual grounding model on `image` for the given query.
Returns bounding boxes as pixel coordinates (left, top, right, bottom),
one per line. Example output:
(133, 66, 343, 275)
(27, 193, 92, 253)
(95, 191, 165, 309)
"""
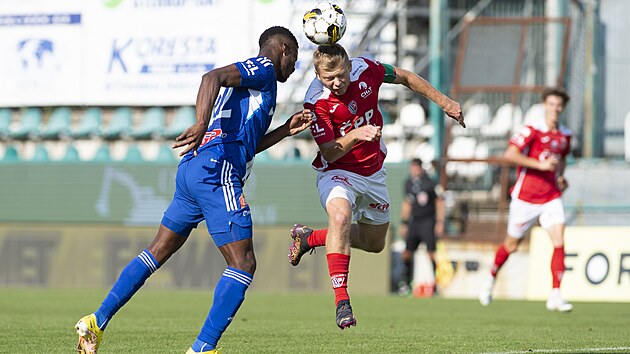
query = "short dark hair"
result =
(411, 158, 423, 167)
(541, 87, 570, 104)
(259, 26, 298, 50)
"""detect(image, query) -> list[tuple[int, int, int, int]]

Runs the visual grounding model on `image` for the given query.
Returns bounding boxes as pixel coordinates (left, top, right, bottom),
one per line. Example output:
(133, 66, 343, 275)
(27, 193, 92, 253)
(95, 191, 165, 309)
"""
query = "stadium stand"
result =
(0, 108, 11, 140)
(71, 107, 103, 139)
(132, 107, 166, 139)
(92, 144, 112, 163)
(399, 102, 432, 139)
(11, 107, 42, 140)
(164, 106, 195, 139)
(102, 107, 132, 140)
(122, 143, 145, 163)
(153, 143, 178, 163)
(62, 144, 81, 162)
(1, 145, 19, 162)
(480, 103, 523, 138)
(41, 106, 72, 140)
(523, 103, 544, 125)
(625, 110, 630, 162)
(30, 144, 50, 162)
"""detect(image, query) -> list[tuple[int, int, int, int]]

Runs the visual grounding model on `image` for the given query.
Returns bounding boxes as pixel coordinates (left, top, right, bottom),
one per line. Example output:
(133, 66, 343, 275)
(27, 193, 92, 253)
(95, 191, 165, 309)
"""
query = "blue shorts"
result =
(162, 143, 253, 247)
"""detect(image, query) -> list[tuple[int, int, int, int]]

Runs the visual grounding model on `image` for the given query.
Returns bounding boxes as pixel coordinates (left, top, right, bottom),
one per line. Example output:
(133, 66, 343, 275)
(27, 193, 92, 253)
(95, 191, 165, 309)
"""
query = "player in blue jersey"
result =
(75, 26, 311, 354)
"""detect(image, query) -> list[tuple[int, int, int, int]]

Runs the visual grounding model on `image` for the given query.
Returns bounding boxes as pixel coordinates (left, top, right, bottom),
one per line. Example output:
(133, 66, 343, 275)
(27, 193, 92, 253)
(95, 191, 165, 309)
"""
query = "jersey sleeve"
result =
(307, 100, 335, 145)
(382, 63, 397, 83)
(509, 125, 537, 151)
(235, 57, 274, 91)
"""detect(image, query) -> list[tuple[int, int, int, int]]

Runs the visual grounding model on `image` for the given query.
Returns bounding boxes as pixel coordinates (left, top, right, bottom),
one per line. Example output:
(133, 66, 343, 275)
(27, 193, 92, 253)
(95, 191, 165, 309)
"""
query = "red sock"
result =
(491, 244, 510, 277)
(327, 253, 350, 305)
(551, 246, 565, 288)
(307, 229, 327, 248)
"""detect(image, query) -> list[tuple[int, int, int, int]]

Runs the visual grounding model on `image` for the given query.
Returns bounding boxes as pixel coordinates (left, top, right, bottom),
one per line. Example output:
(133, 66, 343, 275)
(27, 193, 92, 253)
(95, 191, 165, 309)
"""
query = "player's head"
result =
(409, 158, 424, 177)
(259, 26, 299, 83)
(541, 87, 570, 124)
(313, 44, 351, 96)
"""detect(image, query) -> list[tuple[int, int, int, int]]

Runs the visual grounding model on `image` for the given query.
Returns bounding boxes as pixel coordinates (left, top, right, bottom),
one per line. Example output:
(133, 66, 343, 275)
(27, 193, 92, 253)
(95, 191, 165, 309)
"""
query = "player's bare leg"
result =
(545, 223, 572, 312)
(325, 197, 356, 329)
(480, 235, 521, 306)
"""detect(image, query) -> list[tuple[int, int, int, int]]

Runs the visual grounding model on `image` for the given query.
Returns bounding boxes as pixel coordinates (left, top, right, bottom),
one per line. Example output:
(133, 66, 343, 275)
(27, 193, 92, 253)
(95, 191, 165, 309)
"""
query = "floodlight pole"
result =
(429, 0, 447, 169)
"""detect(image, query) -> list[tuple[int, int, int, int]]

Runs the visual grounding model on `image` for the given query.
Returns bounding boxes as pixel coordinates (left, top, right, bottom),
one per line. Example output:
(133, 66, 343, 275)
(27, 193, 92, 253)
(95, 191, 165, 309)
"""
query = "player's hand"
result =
(399, 223, 408, 239)
(443, 99, 465, 128)
(557, 176, 569, 192)
(173, 122, 207, 156)
(286, 109, 313, 136)
(435, 222, 445, 238)
(354, 125, 382, 142)
(538, 156, 559, 171)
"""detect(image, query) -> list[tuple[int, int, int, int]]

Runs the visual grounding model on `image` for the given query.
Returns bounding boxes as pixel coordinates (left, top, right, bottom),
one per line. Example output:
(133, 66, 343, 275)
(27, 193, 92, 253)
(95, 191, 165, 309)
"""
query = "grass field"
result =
(1, 288, 629, 354)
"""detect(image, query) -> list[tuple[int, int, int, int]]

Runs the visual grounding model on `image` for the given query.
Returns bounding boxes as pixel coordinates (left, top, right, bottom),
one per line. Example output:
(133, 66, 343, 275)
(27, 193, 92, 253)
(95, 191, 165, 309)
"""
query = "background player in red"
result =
(288, 44, 464, 329)
(479, 87, 573, 312)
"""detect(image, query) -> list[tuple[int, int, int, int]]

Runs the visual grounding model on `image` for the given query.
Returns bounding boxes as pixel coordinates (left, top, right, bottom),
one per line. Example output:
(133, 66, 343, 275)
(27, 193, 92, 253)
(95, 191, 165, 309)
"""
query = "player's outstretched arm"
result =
(173, 64, 242, 156)
(256, 109, 313, 153)
(391, 67, 466, 128)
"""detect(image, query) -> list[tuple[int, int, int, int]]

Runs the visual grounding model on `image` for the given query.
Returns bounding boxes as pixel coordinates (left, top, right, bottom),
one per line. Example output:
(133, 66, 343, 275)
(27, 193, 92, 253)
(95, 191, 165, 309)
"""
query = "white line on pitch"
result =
(482, 347, 630, 354)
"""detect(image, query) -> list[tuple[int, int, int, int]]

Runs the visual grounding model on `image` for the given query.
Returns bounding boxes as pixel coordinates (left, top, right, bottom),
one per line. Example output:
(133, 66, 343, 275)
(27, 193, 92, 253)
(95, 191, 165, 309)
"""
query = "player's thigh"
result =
(162, 160, 204, 237)
(354, 167, 390, 225)
(540, 198, 566, 246)
(356, 221, 389, 252)
(506, 198, 543, 238)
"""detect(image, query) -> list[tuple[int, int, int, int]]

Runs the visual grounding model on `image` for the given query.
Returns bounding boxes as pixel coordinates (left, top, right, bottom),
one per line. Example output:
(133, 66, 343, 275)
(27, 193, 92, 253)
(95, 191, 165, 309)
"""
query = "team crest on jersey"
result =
(348, 100, 357, 114)
(551, 140, 559, 149)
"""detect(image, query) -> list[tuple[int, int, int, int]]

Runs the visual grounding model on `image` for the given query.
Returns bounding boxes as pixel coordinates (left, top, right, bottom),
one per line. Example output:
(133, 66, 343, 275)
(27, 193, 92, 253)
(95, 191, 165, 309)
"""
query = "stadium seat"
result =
(1, 145, 19, 162)
(164, 106, 195, 139)
(41, 107, 72, 139)
(132, 107, 166, 139)
(71, 107, 103, 139)
(523, 103, 544, 126)
(102, 107, 132, 140)
(625, 111, 630, 162)
(11, 107, 42, 140)
(92, 144, 112, 163)
(122, 143, 145, 163)
(481, 103, 523, 138)
(61, 144, 81, 162)
(399, 102, 427, 138)
(153, 143, 178, 163)
(0, 108, 12, 140)
(30, 144, 50, 162)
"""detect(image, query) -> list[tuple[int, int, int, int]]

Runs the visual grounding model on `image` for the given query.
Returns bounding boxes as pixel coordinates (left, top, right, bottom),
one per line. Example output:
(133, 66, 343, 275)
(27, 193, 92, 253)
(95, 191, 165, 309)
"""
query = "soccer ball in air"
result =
(303, 2, 347, 45)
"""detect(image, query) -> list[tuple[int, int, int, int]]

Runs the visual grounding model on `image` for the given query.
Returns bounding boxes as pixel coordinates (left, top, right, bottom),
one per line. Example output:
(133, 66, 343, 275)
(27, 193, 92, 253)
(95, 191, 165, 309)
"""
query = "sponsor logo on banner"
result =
(526, 227, 630, 302)
(102, 0, 215, 9)
(17, 39, 57, 71)
(108, 36, 216, 74)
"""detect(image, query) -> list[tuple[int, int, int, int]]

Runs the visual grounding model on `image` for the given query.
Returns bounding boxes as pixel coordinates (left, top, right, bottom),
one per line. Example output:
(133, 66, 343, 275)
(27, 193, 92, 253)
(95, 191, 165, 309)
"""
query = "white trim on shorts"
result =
(507, 197, 565, 238)
(315, 167, 390, 225)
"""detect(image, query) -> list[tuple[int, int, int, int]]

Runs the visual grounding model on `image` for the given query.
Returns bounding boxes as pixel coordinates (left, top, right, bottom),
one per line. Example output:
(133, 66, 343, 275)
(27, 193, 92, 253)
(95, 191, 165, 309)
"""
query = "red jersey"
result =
(509, 118, 572, 204)
(304, 57, 387, 176)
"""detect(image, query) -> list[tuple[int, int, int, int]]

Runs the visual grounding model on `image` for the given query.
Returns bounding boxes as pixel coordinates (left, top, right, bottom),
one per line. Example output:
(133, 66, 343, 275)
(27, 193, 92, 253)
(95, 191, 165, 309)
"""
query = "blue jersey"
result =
(194, 56, 277, 169)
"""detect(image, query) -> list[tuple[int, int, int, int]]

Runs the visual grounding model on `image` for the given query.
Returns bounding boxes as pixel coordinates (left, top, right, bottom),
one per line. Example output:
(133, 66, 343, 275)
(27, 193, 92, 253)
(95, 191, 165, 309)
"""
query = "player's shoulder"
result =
(350, 57, 383, 81)
(304, 78, 332, 105)
(236, 56, 275, 77)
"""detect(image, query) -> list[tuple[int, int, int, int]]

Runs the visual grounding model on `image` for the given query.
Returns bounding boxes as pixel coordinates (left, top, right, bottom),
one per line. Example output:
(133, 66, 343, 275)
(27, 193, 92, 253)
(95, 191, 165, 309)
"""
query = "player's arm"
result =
(173, 64, 242, 156)
(503, 144, 558, 171)
(387, 65, 465, 128)
(399, 194, 412, 238)
(257, 110, 313, 153)
(435, 193, 446, 238)
(317, 124, 381, 162)
(556, 157, 569, 191)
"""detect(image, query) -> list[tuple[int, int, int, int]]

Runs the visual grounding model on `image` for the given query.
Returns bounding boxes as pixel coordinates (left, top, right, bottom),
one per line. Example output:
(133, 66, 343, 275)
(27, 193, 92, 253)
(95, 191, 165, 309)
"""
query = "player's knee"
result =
(230, 253, 257, 275)
(364, 237, 385, 253)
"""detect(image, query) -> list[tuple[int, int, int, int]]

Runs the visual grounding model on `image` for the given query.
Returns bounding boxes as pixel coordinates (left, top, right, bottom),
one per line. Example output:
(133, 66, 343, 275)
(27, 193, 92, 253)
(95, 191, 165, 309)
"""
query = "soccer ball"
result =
(303, 2, 347, 45)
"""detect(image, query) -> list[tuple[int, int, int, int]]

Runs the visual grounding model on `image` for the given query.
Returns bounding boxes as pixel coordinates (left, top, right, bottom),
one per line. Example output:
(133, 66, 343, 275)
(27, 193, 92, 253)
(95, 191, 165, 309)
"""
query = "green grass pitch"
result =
(1, 288, 629, 353)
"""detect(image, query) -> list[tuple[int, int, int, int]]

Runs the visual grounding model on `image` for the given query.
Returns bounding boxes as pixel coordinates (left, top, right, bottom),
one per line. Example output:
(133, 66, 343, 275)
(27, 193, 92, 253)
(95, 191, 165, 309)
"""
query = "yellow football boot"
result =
(186, 347, 223, 353)
(75, 314, 103, 354)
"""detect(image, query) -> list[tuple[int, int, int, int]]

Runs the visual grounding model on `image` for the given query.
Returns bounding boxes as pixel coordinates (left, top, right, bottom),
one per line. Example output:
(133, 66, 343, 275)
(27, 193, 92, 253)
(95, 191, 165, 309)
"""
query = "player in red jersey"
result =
(479, 87, 573, 312)
(287, 44, 464, 329)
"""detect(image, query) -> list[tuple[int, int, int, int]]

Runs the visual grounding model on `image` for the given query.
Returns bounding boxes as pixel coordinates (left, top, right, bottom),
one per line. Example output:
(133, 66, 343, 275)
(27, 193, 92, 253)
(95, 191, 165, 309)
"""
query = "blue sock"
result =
(94, 249, 159, 330)
(191, 267, 252, 352)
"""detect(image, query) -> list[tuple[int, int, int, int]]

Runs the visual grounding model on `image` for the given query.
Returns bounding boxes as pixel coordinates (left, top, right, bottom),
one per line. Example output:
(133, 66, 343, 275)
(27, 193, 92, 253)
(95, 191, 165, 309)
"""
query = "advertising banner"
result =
(526, 227, 630, 302)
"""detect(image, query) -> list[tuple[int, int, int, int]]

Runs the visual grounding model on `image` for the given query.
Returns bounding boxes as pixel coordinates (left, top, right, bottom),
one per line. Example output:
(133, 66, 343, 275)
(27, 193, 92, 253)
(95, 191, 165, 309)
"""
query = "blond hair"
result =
(313, 44, 350, 73)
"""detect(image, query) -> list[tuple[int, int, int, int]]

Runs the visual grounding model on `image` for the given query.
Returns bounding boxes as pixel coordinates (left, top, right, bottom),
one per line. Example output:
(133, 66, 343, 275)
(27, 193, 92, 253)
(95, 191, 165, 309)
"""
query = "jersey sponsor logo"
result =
(338, 108, 374, 136)
(358, 81, 372, 98)
(308, 89, 324, 102)
(329, 103, 340, 113)
(541, 136, 551, 143)
(200, 128, 222, 146)
(310, 122, 325, 138)
(348, 100, 357, 114)
(368, 202, 390, 212)
(331, 175, 353, 186)
(331, 274, 347, 288)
